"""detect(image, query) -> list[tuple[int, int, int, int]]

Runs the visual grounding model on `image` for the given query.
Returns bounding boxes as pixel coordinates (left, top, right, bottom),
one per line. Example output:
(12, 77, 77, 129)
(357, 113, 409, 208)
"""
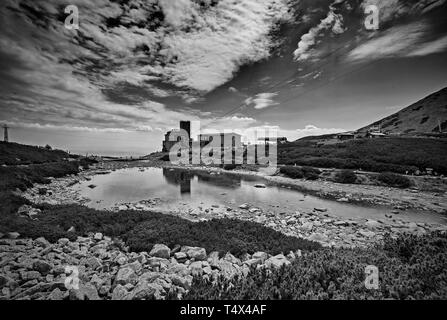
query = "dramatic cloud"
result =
(0, 0, 291, 134)
(293, 0, 346, 61)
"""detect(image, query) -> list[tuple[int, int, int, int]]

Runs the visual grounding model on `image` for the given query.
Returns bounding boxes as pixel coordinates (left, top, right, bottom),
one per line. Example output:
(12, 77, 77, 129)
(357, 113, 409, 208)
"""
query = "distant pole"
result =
(3, 125, 9, 142)
(439, 119, 442, 133)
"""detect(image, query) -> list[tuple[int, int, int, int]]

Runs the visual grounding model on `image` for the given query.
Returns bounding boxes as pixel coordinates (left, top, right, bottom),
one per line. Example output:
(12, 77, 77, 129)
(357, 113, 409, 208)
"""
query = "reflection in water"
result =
(162, 168, 242, 194)
(163, 168, 192, 194)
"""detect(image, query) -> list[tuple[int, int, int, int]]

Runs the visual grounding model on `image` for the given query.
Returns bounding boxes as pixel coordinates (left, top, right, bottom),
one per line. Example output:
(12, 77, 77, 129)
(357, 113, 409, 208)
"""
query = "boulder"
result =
(252, 252, 268, 262)
(188, 261, 204, 276)
(365, 220, 380, 230)
(254, 184, 266, 188)
(149, 244, 171, 259)
(115, 267, 138, 286)
(181, 246, 207, 261)
(170, 275, 193, 290)
(84, 257, 102, 270)
(358, 230, 375, 238)
(308, 233, 329, 243)
(33, 260, 53, 275)
(174, 252, 187, 262)
(93, 233, 103, 241)
(129, 282, 164, 300)
(69, 283, 100, 300)
(47, 288, 66, 300)
(111, 284, 130, 300)
(223, 252, 241, 265)
(264, 254, 291, 269)
(239, 204, 250, 210)
(244, 258, 262, 267)
(7, 232, 20, 239)
(35, 237, 50, 248)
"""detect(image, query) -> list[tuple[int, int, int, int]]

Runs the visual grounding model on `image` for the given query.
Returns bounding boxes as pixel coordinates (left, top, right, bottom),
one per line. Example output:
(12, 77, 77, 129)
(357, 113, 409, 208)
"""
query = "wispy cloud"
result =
(245, 93, 279, 110)
(347, 22, 447, 61)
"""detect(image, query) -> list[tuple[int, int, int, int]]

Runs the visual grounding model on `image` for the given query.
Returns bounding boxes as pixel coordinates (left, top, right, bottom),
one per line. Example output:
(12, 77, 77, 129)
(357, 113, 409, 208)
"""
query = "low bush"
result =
(0, 205, 321, 257)
(222, 164, 237, 171)
(334, 170, 357, 184)
(279, 166, 320, 180)
(126, 218, 321, 256)
(279, 166, 303, 179)
(184, 232, 447, 300)
(377, 172, 412, 188)
(302, 166, 321, 180)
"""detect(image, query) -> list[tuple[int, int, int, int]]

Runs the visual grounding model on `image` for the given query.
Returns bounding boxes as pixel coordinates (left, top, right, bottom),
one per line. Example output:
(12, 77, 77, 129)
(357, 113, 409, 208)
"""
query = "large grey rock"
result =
(252, 252, 268, 262)
(34, 237, 50, 248)
(47, 288, 66, 300)
(308, 233, 329, 243)
(115, 267, 138, 285)
(69, 283, 100, 300)
(149, 244, 171, 259)
(216, 260, 239, 280)
(188, 261, 204, 276)
(7, 232, 20, 239)
(33, 260, 52, 275)
(264, 254, 291, 269)
(181, 246, 207, 261)
(174, 252, 187, 262)
(111, 284, 130, 300)
(223, 253, 241, 265)
(365, 220, 380, 230)
(170, 275, 193, 290)
(129, 282, 164, 300)
(93, 233, 103, 241)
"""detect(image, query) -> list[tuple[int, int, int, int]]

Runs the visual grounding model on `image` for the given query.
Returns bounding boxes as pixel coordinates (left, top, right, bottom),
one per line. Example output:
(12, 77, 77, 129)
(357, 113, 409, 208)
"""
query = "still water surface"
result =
(75, 167, 446, 224)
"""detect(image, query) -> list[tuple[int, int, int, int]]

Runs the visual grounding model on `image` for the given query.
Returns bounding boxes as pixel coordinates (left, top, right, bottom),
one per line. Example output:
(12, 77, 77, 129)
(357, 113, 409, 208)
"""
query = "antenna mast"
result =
(3, 124, 9, 142)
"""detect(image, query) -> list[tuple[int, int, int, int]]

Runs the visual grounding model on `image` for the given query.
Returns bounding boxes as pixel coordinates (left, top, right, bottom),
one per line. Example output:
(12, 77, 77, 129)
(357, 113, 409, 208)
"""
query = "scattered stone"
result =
(239, 204, 250, 210)
(69, 283, 100, 300)
(115, 267, 138, 286)
(308, 233, 329, 243)
(93, 233, 103, 241)
(7, 232, 20, 239)
(33, 260, 52, 275)
(254, 184, 266, 188)
(314, 208, 328, 213)
(264, 254, 291, 269)
(88, 184, 97, 189)
(150, 244, 171, 259)
(181, 246, 207, 261)
(174, 252, 188, 262)
(35, 237, 50, 248)
(252, 252, 268, 262)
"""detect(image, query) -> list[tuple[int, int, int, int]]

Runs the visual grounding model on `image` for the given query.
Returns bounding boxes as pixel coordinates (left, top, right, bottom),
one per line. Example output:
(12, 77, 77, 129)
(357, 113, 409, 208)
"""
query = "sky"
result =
(0, 0, 446, 156)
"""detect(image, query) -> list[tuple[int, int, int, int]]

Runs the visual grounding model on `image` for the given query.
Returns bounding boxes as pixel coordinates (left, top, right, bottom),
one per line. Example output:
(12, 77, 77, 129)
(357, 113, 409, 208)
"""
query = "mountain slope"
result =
(358, 87, 447, 135)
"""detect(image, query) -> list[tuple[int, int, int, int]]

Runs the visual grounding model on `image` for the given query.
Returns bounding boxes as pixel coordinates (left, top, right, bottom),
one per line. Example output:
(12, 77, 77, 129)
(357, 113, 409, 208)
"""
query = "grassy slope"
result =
(278, 137, 447, 175)
(0, 142, 73, 165)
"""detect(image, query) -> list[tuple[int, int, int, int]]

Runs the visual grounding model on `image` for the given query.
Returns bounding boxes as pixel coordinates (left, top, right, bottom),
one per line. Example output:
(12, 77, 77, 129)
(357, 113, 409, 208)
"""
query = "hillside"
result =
(0, 142, 72, 165)
(359, 87, 447, 135)
(278, 137, 447, 175)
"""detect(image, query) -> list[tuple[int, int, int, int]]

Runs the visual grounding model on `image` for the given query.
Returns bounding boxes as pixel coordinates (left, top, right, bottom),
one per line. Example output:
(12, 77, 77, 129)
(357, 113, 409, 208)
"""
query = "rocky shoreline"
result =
(0, 234, 297, 300)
